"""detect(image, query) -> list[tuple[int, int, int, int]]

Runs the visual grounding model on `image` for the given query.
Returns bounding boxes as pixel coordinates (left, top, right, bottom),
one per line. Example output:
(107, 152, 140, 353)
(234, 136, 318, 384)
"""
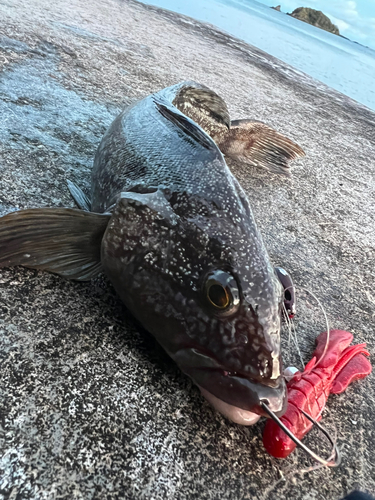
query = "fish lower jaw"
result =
(198, 386, 261, 426)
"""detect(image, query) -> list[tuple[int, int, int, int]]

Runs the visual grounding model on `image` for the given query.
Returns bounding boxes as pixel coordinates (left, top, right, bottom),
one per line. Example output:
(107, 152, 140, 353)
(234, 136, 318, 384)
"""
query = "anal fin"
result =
(217, 119, 305, 175)
(0, 208, 110, 280)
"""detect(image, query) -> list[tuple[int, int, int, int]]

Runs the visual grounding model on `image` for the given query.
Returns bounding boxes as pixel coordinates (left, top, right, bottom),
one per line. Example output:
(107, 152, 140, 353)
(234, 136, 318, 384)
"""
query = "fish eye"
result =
(204, 270, 240, 312)
(207, 283, 229, 309)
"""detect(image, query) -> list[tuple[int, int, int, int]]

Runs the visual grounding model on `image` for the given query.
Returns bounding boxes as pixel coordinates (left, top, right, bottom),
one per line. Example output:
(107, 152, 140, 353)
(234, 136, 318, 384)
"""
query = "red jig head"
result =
(262, 329, 372, 462)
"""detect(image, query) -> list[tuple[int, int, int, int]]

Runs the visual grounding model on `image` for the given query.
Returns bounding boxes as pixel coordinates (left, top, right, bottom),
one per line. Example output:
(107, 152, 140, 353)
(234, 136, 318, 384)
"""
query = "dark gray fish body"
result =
(0, 81, 305, 424)
(94, 82, 285, 422)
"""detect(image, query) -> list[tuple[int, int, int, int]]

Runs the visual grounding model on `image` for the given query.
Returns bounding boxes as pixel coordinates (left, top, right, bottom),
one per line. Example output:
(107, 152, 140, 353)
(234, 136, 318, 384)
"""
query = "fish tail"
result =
(0, 208, 110, 280)
(217, 119, 305, 175)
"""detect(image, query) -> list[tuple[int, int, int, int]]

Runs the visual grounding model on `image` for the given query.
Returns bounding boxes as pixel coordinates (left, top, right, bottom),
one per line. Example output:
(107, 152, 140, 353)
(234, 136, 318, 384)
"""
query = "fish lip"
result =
(176, 345, 278, 385)
(196, 367, 286, 416)
(198, 385, 262, 426)
(172, 346, 287, 417)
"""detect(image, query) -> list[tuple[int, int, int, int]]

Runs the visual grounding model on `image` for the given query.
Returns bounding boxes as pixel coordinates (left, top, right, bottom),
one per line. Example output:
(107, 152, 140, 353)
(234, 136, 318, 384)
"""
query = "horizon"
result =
(257, 0, 375, 51)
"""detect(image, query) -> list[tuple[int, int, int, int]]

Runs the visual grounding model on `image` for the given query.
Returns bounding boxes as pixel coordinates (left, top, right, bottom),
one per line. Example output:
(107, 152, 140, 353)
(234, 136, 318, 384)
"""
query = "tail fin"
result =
(217, 119, 305, 175)
(0, 208, 110, 280)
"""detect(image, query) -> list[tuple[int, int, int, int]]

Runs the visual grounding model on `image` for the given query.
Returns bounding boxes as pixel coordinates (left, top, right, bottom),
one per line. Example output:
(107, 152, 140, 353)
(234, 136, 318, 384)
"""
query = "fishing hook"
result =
(260, 401, 341, 467)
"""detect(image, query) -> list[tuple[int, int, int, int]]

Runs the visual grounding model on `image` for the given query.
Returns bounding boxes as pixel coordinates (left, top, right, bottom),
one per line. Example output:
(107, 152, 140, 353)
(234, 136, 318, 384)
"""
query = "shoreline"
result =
(138, 0, 375, 113)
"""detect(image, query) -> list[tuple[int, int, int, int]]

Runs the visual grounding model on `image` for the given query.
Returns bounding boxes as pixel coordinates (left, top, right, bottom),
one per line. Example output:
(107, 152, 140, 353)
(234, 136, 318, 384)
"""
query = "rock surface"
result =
(289, 7, 340, 35)
(0, 0, 374, 499)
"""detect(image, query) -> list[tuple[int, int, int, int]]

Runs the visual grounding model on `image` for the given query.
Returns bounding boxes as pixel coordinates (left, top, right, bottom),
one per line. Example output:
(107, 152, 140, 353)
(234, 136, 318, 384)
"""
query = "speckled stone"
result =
(0, 0, 374, 499)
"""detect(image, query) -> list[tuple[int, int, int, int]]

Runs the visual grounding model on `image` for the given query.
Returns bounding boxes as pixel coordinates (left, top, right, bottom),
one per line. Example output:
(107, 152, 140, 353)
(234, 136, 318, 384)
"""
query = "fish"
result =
(263, 330, 372, 458)
(0, 81, 305, 425)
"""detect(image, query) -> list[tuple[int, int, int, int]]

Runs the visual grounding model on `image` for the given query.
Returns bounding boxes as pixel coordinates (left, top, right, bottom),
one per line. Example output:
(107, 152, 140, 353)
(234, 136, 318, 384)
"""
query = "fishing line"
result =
(281, 284, 331, 374)
(298, 286, 331, 373)
(282, 297, 304, 369)
(273, 281, 341, 468)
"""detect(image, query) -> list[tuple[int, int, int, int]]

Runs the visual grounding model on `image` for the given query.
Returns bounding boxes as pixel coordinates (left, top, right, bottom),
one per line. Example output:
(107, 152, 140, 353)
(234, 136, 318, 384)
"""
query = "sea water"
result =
(141, 0, 375, 112)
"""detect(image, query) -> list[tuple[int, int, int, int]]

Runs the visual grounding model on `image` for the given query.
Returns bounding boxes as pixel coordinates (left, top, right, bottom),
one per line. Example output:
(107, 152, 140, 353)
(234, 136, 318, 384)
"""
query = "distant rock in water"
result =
(272, 5, 281, 11)
(288, 7, 340, 35)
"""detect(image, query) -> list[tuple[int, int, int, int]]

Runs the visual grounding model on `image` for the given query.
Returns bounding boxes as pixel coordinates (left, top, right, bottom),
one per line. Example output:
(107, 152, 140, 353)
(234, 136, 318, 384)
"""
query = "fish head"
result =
(101, 188, 287, 424)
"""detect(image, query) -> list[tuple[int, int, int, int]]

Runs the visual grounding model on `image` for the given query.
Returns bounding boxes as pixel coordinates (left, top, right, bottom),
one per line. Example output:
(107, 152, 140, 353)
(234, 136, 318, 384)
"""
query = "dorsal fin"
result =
(153, 96, 220, 153)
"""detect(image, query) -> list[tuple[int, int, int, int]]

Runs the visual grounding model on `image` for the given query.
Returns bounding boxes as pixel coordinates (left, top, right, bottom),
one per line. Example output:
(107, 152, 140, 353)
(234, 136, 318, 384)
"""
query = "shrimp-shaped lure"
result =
(263, 330, 372, 459)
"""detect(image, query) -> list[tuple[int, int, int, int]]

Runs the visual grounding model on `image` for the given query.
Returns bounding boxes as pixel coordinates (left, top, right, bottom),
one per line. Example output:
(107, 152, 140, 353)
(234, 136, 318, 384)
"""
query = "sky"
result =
(257, 0, 375, 49)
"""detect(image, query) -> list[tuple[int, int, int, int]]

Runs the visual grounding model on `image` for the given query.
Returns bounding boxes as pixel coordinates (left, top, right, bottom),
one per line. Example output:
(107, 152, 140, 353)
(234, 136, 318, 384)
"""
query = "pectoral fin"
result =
(67, 179, 91, 211)
(217, 119, 305, 175)
(0, 208, 110, 280)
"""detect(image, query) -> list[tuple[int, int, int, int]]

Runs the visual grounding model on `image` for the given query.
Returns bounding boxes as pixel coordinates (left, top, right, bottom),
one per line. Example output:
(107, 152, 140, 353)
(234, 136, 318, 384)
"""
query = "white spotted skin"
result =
(96, 81, 287, 418)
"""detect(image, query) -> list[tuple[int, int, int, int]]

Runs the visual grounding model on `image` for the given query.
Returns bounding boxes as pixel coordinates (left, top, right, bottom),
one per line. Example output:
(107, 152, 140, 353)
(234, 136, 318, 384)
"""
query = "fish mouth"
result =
(198, 386, 262, 425)
(173, 347, 287, 425)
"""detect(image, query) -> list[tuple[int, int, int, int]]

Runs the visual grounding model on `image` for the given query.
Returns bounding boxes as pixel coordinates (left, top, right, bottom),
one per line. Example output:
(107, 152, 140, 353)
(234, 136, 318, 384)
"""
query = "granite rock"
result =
(0, 0, 374, 499)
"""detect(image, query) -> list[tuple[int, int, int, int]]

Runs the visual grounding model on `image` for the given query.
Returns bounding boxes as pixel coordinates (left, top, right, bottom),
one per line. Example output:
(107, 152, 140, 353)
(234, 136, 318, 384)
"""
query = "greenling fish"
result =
(0, 81, 305, 425)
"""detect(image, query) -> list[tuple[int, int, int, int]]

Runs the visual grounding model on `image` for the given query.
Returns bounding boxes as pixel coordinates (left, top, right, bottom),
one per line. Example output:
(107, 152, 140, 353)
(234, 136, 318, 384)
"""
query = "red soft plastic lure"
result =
(263, 329, 372, 459)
